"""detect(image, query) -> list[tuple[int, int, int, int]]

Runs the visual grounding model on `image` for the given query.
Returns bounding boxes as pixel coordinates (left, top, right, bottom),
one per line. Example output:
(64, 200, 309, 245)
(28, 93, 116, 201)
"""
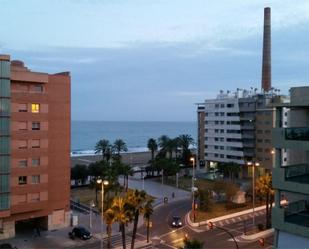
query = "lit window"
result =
(32, 175, 40, 184)
(18, 160, 28, 168)
(32, 122, 40, 130)
(18, 176, 27, 185)
(31, 104, 40, 113)
(32, 158, 40, 166)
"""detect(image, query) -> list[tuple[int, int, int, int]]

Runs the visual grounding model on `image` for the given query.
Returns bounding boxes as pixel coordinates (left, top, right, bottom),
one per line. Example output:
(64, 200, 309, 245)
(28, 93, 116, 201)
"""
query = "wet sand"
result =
(71, 151, 152, 167)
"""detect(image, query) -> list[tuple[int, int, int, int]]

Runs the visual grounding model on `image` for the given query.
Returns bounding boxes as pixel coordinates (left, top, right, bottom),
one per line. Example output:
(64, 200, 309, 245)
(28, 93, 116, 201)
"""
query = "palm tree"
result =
(166, 138, 179, 159)
(112, 196, 132, 249)
(255, 174, 274, 228)
(104, 208, 116, 249)
(158, 135, 170, 157)
(147, 138, 158, 161)
(143, 198, 154, 243)
(177, 134, 194, 164)
(113, 139, 128, 156)
(95, 139, 111, 161)
(127, 189, 148, 249)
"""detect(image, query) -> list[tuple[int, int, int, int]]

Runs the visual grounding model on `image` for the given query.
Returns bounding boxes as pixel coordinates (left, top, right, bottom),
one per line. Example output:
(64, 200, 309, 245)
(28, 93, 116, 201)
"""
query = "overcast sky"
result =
(1, 0, 309, 121)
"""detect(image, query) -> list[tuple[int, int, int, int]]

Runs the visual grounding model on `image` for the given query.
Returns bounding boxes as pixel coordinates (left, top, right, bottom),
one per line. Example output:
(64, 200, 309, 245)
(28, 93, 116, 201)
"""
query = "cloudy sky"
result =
(1, 0, 309, 121)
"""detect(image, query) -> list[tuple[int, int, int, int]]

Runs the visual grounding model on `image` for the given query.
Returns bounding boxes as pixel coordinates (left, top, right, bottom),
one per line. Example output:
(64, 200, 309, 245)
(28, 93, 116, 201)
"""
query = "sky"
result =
(1, 0, 309, 121)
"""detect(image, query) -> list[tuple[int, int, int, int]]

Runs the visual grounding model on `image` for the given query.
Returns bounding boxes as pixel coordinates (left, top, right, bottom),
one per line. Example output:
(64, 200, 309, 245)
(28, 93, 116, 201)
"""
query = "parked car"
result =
(0, 244, 17, 249)
(69, 226, 92, 240)
(171, 216, 183, 227)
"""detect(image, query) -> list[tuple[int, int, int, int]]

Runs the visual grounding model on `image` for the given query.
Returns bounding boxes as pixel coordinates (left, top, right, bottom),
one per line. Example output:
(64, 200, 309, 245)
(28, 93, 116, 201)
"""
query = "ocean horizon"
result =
(71, 120, 196, 156)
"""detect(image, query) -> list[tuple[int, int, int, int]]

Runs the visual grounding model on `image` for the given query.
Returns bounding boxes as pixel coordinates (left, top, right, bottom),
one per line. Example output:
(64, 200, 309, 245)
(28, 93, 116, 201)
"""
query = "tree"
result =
(158, 135, 170, 158)
(104, 208, 116, 249)
(113, 139, 128, 156)
(177, 134, 194, 165)
(255, 174, 274, 228)
(153, 158, 180, 181)
(112, 196, 133, 249)
(147, 138, 158, 161)
(95, 139, 112, 161)
(127, 189, 149, 249)
(143, 198, 154, 243)
(71, 164, 88, 185)
(115, 162, 133, 191)
(197, 189, 213, 212)
(181, 238, 203, 249)
(217, 162, 241, 182)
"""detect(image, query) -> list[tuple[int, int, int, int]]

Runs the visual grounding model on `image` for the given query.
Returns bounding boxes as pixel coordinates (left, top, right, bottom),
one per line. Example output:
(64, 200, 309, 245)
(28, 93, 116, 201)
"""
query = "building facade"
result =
(0, 55, 71, 239)
(196, 89, 287, 176)
(272, 86, 309, 248)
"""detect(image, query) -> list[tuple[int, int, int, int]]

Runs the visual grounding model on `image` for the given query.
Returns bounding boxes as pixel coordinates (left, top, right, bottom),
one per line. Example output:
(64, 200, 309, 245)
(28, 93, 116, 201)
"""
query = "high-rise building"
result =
(272, 86, 309, 248)
(0, 55, 71, 239)
(196, 89, 287, 176)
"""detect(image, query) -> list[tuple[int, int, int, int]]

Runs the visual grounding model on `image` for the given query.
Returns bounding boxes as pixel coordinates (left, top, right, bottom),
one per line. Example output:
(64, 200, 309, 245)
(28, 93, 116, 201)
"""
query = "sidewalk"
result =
(127, 176, 191, 207)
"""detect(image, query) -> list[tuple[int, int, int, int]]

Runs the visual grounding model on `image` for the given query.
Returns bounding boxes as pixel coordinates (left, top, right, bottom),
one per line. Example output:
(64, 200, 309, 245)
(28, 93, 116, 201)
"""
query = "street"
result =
(137, 198, 273, 249)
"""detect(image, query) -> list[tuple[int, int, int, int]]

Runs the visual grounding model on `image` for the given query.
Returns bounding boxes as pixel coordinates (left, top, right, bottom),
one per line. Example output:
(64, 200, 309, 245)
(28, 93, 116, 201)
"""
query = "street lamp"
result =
(89, 200, 95, 228)
(96, 178, 109, 249)
(246, 161, 260, 227)
(190, 156, 196, 222)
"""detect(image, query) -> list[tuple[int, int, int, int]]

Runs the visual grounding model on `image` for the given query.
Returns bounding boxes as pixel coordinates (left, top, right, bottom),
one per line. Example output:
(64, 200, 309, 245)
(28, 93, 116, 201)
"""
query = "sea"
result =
(71, 121, 196, 156)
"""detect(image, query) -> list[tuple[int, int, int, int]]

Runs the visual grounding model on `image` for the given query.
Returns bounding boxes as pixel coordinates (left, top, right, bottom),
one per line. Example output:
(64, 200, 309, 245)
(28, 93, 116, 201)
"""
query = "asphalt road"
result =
(137, 199, 273, 249)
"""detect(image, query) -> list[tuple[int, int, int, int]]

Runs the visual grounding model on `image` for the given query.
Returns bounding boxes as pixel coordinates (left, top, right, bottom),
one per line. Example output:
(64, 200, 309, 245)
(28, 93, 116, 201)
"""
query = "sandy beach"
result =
(71, 151, 152, 167)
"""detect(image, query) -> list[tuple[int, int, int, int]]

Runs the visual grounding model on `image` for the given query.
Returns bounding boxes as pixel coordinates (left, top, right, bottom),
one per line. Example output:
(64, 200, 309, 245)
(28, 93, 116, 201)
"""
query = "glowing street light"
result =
(96, 178, 109, 249)
(246, 161, 260, 226)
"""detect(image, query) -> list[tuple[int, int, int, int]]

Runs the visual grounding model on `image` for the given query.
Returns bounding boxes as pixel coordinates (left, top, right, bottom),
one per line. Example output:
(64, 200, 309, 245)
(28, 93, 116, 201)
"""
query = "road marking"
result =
(159, 226, 186, 239)
(172, 238, 185, 244)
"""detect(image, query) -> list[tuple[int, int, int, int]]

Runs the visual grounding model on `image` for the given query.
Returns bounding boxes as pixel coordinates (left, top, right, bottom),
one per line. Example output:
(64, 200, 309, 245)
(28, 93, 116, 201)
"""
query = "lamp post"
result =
(190, 156, 196, 222)
(96, 178, 109, 249)
(89, 200, 95, 228)
(246, 161, 260, 227)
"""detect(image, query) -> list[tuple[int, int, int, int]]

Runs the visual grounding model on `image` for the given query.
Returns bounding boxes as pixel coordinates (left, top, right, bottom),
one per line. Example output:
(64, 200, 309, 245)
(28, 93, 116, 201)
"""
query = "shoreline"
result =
(71, 151, 152, 167)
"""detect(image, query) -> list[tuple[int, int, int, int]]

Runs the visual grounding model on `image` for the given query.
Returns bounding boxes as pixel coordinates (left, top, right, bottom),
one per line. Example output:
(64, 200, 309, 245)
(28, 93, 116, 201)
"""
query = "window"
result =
(215, 112, 219, 116)
(214, 154, 219, 158)
(205, 129, 208, 133)
(18, 160, 27, 167)
(31, 175, 40, 184)
(32, 122, 40, 130)
(215, 138, 219, 141)
(18, 176, 27, 185)
(215, 146, 219, 149)
(31, 104, 40, 113)
(18, 140, 27, 149)
(215, 129, 219, 133)
(227, 104, 234, 108)
(18, 104, 27, 112)
(32, 158, 40, 166)
(257, 130, 263, 134)
(215, 104, 219, 108)
(265, 139, 271, 144)
(220, 146, 224, 150)
(220, 104, 225, 108)
(205, 121, 208, 124)
(220, 121, 224, 125)
(220, 154, 224, 158)
(33, 85, 43, 93)
(220, 112, 224, 116)
(30, 193, 40, 202)
(32, 140, 40, 148)
(220, 138, 224, 142)
(220, 129, 224, 133)
(18, 122, 27, 130)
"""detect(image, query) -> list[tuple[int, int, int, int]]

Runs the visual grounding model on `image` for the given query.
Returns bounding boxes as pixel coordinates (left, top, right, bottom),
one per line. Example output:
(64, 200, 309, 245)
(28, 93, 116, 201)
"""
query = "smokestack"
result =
(261, 7, 271, 92)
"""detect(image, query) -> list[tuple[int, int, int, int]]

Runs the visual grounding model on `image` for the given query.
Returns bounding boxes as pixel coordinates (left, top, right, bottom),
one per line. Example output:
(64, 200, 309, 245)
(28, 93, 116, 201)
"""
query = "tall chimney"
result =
(261, 7, 271, 92)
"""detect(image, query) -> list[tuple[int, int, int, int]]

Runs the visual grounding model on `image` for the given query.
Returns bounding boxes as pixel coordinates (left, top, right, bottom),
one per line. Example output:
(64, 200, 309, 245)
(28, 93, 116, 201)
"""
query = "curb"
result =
(239, 228, 274, 241)
(186, 205, 267, 227)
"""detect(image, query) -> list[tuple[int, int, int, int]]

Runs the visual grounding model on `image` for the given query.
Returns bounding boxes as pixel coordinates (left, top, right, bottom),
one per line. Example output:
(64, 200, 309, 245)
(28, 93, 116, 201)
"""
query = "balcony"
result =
(272, 200, 309, 239)
(272, 128, 309, 149)
(273, 164, 309, 195)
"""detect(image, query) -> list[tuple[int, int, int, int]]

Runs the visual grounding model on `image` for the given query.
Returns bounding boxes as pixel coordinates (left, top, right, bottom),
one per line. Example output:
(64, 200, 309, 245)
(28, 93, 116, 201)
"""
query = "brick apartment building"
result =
(0, 55, 71, 239)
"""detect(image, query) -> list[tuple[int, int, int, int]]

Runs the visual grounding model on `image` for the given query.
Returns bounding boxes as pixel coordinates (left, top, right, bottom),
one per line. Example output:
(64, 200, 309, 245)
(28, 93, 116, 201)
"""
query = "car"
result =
(70, 226, 92, 240)
(0, 244, 17, 249)
(171, 216, 183, 227)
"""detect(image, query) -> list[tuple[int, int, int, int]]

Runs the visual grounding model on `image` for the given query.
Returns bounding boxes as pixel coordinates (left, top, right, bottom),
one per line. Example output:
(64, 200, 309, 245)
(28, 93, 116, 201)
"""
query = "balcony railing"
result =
(285, 127, 309, 141)
(284, 200, 309, 229)
(285, 164, 309, 183)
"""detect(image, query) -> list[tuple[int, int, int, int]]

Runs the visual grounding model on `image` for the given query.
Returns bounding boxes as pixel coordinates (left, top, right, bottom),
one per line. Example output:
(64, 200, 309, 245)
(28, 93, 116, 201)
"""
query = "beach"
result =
(71, 151, 152, 167)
